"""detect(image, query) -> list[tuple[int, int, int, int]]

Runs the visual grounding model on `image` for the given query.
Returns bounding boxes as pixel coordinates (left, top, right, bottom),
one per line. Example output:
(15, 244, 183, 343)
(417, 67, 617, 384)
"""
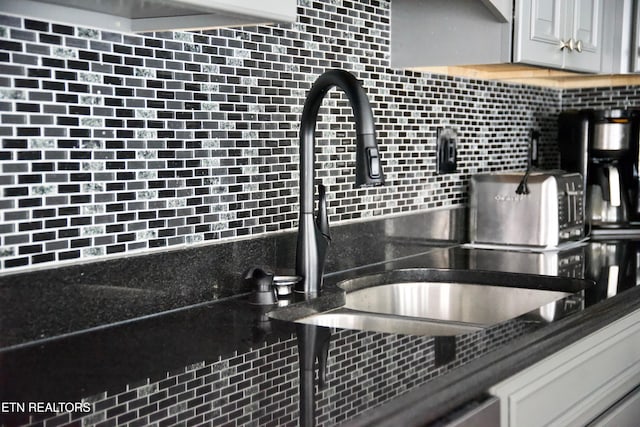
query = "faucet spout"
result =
(295, 69, 384, 296)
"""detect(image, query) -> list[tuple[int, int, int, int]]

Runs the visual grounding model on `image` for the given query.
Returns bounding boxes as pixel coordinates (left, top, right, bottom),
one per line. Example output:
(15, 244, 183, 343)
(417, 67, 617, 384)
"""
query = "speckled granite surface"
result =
(1, 210, 640, 427)
(0, 209, 463, 349)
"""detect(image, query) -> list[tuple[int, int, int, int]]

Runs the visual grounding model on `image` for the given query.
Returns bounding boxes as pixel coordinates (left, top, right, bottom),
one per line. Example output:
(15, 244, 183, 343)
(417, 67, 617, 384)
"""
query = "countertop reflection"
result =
(1, 239, 640, 427)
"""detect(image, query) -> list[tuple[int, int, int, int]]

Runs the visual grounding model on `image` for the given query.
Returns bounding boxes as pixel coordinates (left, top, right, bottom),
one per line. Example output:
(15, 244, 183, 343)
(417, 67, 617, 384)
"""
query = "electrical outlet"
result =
(436, 127, 458, 174)
(529, 129, 540, 167)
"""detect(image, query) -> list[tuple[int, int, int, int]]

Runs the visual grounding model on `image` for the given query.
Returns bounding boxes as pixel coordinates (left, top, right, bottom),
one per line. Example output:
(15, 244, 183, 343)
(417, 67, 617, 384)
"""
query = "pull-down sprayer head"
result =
(298, 69, 384, 213)
(355, 132, 384, 188)
(296, 69, 385, 296)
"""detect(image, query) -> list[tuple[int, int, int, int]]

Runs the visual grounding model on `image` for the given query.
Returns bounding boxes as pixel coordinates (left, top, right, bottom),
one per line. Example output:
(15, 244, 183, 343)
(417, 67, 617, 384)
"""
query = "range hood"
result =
(479, 0, 511, 22)
(0, 0, 297, 32)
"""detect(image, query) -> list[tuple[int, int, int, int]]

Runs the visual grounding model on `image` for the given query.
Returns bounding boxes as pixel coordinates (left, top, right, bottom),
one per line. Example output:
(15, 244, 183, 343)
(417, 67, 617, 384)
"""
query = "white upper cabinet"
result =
(513, 0, 565, 68)
(0, 0, 297, 33)
(392, 0, 617, 74)
(391, 0, 512, 68)
(569, 0, 603, 70)
(514, 0, 603, 72)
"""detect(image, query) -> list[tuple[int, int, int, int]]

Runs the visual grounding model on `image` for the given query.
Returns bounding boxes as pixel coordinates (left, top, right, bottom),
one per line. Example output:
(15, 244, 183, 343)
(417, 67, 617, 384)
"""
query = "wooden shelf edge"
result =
(410, 65, 640, 89)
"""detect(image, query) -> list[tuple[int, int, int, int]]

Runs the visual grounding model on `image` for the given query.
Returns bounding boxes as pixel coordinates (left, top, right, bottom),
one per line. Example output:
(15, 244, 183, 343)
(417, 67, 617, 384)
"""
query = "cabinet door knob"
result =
(574, 39, 583, 53)
(559, 38, 575, 51)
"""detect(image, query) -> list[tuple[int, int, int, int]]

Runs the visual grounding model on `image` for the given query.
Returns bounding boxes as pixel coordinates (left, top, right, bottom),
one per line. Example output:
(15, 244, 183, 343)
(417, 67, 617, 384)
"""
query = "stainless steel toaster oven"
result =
(469, 171, 584, 248)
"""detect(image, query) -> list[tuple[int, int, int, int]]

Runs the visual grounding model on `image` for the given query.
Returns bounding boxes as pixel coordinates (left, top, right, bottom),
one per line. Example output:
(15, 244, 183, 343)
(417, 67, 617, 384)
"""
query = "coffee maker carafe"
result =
(589, 160, 630, 226)
(558, 108, 640, 231)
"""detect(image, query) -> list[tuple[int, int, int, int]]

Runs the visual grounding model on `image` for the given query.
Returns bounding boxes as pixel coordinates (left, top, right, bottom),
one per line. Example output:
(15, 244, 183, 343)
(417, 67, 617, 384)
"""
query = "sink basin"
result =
(343, 282, 569, 326)
(289, 269, 586, 336)
(297, 309, 483, 336)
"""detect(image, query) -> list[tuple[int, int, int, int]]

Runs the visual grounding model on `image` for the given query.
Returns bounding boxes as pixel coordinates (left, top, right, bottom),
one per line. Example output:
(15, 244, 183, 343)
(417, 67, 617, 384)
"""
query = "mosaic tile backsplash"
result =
(0, 0, 638, 273)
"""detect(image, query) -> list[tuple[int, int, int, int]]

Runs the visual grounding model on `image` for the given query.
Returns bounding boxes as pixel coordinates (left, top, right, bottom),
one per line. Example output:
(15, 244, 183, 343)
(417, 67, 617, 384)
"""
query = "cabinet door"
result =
(564, 0, 604, 72)
(514, 0, 567, 68)
(489, 309, 640, 427)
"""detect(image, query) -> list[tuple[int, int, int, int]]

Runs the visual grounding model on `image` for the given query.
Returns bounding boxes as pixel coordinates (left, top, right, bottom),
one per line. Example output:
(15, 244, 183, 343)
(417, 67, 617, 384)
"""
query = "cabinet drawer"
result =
(589, 385, 640, 427)
(490, 309, 640, 427)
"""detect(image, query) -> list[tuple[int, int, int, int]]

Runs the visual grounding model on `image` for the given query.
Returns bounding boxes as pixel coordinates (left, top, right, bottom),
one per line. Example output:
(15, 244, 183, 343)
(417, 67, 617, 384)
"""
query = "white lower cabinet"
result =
(489, 308, 640, 427)
(589, 385, 640, 426)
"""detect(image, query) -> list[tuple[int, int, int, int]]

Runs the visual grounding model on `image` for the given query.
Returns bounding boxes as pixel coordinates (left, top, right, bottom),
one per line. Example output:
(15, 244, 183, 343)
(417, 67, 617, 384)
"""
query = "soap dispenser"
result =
(245, 267, 277, 305)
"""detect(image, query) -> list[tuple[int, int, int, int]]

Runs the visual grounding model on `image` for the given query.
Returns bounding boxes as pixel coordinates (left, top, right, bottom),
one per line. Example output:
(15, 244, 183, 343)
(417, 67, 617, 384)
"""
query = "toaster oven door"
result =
(470, 174, 559, 247)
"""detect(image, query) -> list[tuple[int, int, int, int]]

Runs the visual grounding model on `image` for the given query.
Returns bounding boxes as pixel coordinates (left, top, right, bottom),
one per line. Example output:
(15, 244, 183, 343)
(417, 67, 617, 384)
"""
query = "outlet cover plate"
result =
(436, 127, 458, 174)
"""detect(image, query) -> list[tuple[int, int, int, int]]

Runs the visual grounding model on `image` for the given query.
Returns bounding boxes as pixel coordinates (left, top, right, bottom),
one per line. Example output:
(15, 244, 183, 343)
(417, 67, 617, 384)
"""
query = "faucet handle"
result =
(316, 184, 330, 239)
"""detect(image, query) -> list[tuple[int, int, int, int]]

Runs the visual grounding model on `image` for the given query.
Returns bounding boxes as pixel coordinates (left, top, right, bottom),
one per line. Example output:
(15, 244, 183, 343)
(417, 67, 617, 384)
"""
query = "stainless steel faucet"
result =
(295, 69, 385, 296)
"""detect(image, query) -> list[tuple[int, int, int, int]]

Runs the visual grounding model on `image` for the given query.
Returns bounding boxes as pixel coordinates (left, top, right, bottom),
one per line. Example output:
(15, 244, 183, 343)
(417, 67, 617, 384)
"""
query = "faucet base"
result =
(295, 212, 328, 295)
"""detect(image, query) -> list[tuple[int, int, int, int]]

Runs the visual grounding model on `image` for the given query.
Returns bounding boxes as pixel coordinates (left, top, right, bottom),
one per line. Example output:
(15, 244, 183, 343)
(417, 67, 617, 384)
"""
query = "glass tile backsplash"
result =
(0, 0, 638, 272)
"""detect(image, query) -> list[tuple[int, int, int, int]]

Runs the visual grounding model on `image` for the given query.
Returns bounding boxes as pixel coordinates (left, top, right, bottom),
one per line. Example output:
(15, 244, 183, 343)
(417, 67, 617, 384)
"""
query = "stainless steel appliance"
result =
(468, 246, 585, 278)
(469, 171, 584, 248)
(589, 161, 630, 226)
(558, 109, 640, 232)
(467, 246, 586, 323)
(585, 240, 639, 305)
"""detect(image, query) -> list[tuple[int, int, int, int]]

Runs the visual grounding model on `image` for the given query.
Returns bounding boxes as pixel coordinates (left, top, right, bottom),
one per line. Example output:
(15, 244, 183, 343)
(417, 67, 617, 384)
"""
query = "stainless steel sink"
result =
(287, 269, 586, 337)
(296, 308, 483, 336)
(343, 282, 569, 326)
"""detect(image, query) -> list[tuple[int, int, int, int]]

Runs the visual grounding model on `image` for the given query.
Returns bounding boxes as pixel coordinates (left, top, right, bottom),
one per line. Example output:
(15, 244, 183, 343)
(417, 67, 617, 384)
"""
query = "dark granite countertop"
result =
(1, 216, 640, 426)
(0, 210, 459, 351)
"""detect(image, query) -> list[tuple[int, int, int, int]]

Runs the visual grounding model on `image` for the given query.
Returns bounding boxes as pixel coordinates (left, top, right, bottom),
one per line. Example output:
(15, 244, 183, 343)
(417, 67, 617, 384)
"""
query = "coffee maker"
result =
(558, 109, 640, 233)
